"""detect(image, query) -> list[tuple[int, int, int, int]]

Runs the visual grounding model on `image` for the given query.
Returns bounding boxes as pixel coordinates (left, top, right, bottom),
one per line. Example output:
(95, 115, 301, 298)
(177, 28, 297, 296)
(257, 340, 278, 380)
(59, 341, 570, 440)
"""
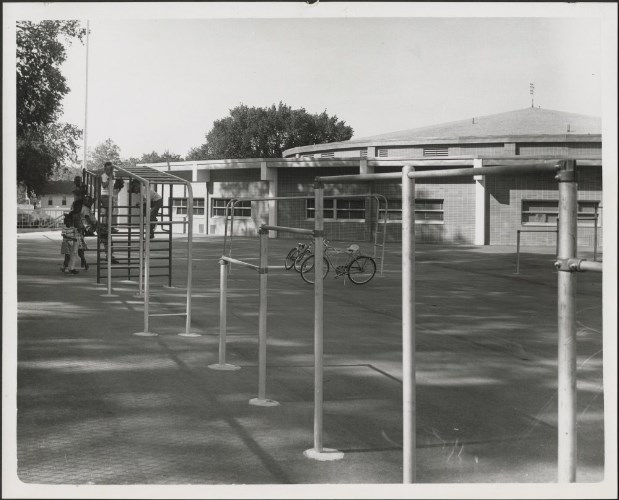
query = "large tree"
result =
(16, 20, 87, 195)
(187, 102, 354, 160)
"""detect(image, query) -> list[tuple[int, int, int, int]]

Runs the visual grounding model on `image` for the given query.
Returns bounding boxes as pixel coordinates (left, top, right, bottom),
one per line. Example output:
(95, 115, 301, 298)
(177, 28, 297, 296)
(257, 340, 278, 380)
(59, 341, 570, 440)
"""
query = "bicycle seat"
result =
(347, 244, 360, 253)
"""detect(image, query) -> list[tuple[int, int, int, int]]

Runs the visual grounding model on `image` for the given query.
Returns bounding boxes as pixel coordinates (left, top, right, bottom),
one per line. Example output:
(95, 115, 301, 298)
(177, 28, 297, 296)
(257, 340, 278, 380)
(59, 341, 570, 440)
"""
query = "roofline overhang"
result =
(282, 133, 602, 156)
(145, 155, 602, 174)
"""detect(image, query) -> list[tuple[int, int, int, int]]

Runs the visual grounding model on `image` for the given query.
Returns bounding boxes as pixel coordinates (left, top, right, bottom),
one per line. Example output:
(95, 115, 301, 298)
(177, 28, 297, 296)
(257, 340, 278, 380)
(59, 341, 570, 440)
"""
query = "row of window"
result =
(207, 197, 601, 226)
(45, 196, 601, 227)
(305, 147, 449, 159)
(212, 197, 444, 222)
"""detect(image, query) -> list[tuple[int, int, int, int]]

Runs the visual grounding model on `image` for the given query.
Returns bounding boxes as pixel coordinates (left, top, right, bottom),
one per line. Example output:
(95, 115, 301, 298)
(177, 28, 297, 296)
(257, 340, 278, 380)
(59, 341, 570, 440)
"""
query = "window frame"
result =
(380, 198, 445, 224)
(173, 197, 205, 216)
(211, 198, 252, 219)
(306, 198, 366, 222)
(521, 199, 602, 227)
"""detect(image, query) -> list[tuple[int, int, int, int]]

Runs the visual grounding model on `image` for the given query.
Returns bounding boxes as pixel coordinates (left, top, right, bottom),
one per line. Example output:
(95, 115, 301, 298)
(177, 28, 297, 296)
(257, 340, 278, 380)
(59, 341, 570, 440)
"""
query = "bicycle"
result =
(284, 240, 312, 271)
(299, 240, 376, 285)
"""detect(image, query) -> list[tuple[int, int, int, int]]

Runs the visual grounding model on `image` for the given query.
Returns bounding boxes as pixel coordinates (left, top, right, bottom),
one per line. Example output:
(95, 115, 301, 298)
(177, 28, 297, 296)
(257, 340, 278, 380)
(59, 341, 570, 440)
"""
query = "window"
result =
(377, 148, 388, 157)
(211, 198, 251, 218)
(522, 200, 601, 226)
(360, 150, 368, 158)
(173, 198, 205, 215)
(61, 196, 67, 206)
(415, 199, 445, 222)
(577, 201, 602, 227)
(306, 198, 365, 221)
(380, 199, 444, 223)
(320, 152, 335, 158)
(48, 199, 53, 206)
(423, 146, 448, 157)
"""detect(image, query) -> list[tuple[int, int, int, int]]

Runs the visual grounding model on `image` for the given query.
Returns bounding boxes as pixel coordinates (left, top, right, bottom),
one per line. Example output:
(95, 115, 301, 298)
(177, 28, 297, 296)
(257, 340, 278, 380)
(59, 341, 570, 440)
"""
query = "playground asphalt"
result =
(5, 231, 614, 499)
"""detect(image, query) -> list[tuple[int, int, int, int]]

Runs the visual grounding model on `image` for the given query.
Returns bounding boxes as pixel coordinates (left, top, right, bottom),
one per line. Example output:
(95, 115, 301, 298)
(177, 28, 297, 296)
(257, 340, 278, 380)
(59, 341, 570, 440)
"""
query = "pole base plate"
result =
(100, 293, 119, 297)
(249, 398, 280, 407)
(133, 331, 158, 337)
(303, 448, 344, 461)
(178, 332, 201, 337)
(208, 363, 241, 371)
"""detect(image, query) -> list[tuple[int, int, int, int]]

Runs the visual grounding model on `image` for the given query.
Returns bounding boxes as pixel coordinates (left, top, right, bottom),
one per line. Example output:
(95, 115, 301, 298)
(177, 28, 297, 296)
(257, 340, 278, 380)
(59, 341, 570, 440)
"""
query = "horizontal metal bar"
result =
(317, 173, 401, 183)
(316, 159, 564, 183)
(408, 163, 560, 179)
(260, 224, 315, 236)
(230, 193, 383, 202)
(517, 229, 558, 234)
(577, 260, 603, 273)
(148, 313, 187, 317)
(220, 256, 259, 270)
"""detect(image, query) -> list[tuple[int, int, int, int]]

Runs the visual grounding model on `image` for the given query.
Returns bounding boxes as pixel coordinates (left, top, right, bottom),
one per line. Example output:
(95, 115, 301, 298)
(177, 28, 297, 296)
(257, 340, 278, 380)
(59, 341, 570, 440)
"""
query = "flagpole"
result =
(83, 21, 90, 172)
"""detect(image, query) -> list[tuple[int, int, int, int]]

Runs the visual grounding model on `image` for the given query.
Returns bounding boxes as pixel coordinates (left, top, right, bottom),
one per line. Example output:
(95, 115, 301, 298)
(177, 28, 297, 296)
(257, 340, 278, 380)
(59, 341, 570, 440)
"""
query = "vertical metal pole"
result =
(96, 177, 101, 284)
(314, 182, 325, 452)
(138, 182, 144, 296)
(208, 260, 240, 371)
(402, 164, 416, 483)
(127, 186, 132, 281)
(556, 160, 578, 482)
(593, 205, 598, 262)
(168, 186, 173, 288)
(107, 170, 114, 294)
(144, 181, 152, 333)
(219, 260, 228, 363)
(381, 196, 387, 276)
(101, 168, 117, 297)
(249, 228, 278, 406)
(179, 182, 196, 336)
(258, 230, 268, 399)
(515, 230, 521, 274)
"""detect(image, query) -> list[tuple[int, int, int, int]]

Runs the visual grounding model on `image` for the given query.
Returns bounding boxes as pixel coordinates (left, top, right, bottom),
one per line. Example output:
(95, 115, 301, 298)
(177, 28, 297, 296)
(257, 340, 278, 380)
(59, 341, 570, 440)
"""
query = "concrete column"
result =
(360, 159, 375, 175)
(261, 162, 278, 233)
(192, 162, 198, 182)
(474, 158, 486, 245)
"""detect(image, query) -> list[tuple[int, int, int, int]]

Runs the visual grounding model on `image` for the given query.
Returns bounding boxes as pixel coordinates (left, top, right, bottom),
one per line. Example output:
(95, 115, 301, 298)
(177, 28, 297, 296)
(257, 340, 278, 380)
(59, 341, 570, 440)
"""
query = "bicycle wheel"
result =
(300, 255, 330, 284)
(347, 256, 376, 284)
(285, 248, 299, 270)
(293, 249, 309, 272)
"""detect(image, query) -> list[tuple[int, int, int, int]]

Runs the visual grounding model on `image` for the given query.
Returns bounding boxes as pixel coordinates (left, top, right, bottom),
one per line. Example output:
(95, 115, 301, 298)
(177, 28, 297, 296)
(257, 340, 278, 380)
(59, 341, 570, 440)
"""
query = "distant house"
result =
(37, 181, 76, 209)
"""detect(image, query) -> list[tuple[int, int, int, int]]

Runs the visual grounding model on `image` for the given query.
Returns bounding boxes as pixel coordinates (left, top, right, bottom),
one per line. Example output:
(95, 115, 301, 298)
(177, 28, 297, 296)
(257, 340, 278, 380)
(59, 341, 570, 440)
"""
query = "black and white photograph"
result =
(3, 2, 617, 499)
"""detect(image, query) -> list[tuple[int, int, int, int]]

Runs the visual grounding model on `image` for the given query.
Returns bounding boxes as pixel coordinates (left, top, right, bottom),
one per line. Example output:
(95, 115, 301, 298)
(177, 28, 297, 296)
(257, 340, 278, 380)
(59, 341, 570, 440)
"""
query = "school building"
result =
(139, 107, 602, 248)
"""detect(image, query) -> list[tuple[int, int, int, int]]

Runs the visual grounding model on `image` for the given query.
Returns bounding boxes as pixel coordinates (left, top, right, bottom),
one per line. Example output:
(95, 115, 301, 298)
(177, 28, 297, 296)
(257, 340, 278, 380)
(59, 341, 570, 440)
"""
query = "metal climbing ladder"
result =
(82, 164, 196, 336)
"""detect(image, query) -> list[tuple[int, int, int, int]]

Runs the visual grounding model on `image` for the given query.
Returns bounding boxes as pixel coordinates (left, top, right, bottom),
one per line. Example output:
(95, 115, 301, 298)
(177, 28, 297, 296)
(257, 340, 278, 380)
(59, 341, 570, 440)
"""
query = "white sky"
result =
(4, 2, 614, 160)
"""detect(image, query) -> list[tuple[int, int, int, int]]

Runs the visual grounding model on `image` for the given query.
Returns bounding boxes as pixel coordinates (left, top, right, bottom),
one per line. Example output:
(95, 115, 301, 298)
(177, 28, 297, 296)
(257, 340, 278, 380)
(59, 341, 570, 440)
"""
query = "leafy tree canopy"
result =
(140, 150, 184, 164)
(84, 140, 183, 173)
(86, 138, 122, 172)
(16, 20, 87, 195)
(189, 102, 354, 160)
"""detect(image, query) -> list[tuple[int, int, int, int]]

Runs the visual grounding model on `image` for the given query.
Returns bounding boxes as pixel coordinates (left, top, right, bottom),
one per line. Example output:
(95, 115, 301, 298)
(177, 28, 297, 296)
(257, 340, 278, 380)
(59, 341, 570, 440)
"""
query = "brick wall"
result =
(485, 166, 602, 249)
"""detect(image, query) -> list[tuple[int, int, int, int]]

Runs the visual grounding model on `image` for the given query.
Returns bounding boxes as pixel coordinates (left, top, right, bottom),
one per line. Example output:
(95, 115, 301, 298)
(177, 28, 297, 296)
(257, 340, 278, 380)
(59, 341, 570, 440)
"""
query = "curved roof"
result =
(283, 107, 601, 156)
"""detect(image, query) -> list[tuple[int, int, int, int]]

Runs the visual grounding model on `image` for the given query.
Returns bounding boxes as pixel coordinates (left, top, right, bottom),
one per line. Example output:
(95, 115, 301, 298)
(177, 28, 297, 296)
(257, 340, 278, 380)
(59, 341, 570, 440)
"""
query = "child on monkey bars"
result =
(130, 180, 163, 240)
